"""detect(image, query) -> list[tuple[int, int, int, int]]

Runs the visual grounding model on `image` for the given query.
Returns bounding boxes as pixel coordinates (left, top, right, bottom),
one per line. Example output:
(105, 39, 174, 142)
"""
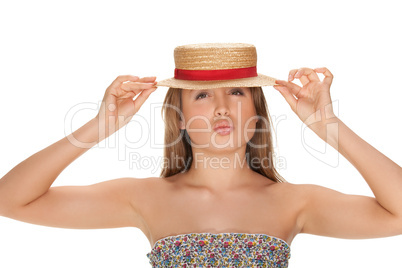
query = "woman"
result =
(0, 43, 401, 267)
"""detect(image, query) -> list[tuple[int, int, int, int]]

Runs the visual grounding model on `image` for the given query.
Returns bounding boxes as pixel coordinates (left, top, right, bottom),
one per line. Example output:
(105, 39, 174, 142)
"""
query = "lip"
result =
(213, 120, 234, 135)
(214, 126, 233, 135)
(213, 120, 233, 131)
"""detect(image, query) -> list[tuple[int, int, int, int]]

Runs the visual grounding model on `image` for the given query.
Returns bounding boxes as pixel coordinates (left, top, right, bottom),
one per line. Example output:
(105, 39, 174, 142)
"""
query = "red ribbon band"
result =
(174, 66, 257, 81)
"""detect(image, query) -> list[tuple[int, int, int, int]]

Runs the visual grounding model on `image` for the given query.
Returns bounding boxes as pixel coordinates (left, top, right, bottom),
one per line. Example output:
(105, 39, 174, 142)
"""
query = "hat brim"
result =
(155, 73, 277, 90)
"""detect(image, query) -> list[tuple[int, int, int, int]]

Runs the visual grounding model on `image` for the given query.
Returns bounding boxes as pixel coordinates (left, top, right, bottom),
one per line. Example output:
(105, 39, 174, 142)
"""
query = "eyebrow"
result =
(187, 89, 211, 97)
(186, 87, 247, 98)
(191, 87, 245, 93)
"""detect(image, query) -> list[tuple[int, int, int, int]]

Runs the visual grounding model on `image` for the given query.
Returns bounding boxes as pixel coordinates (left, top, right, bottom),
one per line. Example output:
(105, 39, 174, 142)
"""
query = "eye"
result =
(195, 92, 208, 100)
(231, 88, 244, 96)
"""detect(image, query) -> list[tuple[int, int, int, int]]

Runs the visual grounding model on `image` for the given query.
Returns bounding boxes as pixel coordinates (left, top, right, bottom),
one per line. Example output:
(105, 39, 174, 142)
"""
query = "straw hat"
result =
(155, 43, 277, 90)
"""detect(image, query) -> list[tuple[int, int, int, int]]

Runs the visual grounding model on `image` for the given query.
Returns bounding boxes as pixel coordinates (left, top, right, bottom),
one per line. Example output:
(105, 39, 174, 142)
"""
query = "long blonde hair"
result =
(160, 87, 286, 183)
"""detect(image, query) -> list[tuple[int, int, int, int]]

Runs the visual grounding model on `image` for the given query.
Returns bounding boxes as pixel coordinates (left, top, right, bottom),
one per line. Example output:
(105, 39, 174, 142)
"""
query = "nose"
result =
(214, 98, 230, 117)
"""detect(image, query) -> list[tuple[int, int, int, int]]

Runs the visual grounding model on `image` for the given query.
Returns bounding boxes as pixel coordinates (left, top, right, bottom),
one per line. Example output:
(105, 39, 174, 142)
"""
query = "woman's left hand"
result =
(274, 67, 337, 129)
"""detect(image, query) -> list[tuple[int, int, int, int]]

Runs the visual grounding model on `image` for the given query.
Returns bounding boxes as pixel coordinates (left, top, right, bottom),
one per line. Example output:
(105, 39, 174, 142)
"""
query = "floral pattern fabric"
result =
(146, 232, 291, 267)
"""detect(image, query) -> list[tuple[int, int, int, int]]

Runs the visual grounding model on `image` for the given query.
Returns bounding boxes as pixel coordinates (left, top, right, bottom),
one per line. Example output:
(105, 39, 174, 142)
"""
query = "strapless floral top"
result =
(146, 232, 291, 267)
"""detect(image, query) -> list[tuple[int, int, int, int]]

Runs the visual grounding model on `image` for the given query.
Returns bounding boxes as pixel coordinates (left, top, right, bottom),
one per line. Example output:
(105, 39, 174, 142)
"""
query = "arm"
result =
(0, 75, 158, 229)
(316, 116, 402, 217)
(299, 116, 402, 238)
(3, 177, 145, 229)
(0, 118, 99, 214)
(274, 67, 402, 238)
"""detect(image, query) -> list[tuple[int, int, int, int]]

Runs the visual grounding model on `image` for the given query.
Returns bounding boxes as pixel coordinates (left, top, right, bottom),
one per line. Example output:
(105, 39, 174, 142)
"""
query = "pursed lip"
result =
(213, 120, 233, 131)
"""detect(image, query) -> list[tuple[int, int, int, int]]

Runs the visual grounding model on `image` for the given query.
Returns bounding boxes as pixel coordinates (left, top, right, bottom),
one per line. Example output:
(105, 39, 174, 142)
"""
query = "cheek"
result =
(182, 108, 211, 130)
(240, 99, 258, 121)
(240, 104, 259, 140)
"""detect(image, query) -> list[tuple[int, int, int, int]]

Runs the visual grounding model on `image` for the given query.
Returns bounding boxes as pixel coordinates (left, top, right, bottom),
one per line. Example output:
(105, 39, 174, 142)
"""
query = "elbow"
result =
(0, 203, 9, 217)
(387, 212, 402, 236)
(0, 196, 7, 216)
(0, 207, 11, 220)
(396, 215, 402, 235)
(0, 196, 22, 218)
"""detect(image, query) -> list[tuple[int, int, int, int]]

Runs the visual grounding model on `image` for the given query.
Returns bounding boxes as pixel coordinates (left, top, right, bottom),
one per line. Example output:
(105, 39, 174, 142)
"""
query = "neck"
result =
(183, 145, 256, 191)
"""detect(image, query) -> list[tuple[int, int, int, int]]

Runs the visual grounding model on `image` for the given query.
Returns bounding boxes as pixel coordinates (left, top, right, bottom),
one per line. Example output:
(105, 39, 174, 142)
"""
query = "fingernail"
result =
(288, 75, 292, 81)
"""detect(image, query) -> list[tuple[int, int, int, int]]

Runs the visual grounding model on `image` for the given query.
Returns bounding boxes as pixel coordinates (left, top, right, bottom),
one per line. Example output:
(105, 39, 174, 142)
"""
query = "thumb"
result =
(133, 86, 158, 114)
(273, 85, 297, 113)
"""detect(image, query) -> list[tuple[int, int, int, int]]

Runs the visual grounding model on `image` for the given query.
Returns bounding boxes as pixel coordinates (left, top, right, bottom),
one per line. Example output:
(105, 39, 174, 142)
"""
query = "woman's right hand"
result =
(95, 75, 157, 140)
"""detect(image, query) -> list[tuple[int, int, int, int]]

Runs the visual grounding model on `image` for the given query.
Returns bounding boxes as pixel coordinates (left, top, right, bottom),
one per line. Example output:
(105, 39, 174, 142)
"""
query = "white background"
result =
(0, 0, 401, 267)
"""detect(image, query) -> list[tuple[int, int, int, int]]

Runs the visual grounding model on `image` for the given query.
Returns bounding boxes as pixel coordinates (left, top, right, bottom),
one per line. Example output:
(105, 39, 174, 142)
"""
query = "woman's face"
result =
(180, 87, 259, 151)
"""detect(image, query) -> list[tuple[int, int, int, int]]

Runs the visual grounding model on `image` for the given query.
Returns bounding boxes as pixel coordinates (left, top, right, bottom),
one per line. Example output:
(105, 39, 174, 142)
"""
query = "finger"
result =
(138, 76, 157, 83)
(294, 67, 320, 83)
(288, 69, 299, 81)
(133, 86, 157, 113)
(119, 91, 137, 99)
(111, 75, 140, 86)
(273, 85, 297, 112)
(275, 79, 302, 98)
(298, 75, 309, 86)
(121, 81, 155, 93)
(314, 67, 334, 85)
(288, 69, 309, 86)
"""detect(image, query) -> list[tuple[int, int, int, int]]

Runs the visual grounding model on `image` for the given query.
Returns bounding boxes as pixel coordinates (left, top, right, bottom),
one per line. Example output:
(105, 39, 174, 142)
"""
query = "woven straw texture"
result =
(175, 43, 256, 70)
(156, 43, 277, 90)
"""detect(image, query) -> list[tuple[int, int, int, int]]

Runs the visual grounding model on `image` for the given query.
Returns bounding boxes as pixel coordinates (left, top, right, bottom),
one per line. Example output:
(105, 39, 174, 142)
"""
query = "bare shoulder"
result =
(124, 176, 161, 195)
(126, 176, 172, 204)
(266, 180, 308, 199)
(272, 181, 321, 194)
(129, 176, 171, 189)
(98, 176, 160, 197)
(271, 182, 328, 206)
(281, 182, 341, 200)
(266, 182, 312, 219)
